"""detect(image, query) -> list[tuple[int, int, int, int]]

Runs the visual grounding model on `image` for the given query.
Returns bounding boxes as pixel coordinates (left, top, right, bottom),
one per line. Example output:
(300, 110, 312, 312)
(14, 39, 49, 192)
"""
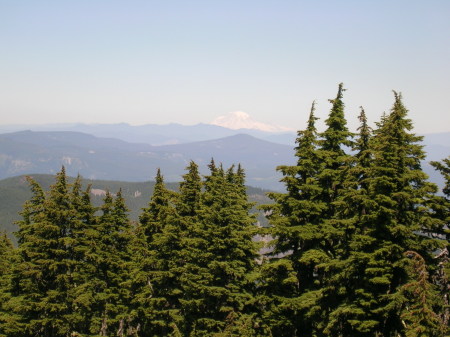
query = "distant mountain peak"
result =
(210, 111, 292, 133)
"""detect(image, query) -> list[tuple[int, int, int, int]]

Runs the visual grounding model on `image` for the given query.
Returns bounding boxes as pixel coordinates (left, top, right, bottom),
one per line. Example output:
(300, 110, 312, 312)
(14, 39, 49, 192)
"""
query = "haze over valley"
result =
(1, 110, 449, 191)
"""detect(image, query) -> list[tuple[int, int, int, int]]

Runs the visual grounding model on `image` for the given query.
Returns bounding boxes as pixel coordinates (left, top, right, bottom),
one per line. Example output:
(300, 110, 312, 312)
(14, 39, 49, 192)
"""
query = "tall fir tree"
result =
(177, 161, 202, 218)
(260, 101, 326, 336)
(315, 83, 354, 255)
(7, 167, 84, 336)
(2, 176, 46, 335)
(431, 157, 450, 198)
(261, 83, 354, 336)
(400, 251, 445, 337)
(321, 107, 377, 335)
(65, 176, 97, 334)
(181, 161, 260, 336)
(0, 232, 15, 337)
(352, 92, 445, 336)
(86, 190, 135, 336)
(311, 83, 355, 335)
(431, 156, 450, 329)
(134, 168, 181, 336)
(175, 160, 204, 335)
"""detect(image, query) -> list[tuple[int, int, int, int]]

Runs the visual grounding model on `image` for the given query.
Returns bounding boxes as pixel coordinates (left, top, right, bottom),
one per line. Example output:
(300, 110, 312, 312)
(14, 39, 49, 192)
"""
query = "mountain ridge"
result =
(0, 130, 295, 190)
(1, 122, 449, 148)
(0, 122, 296, 146)
(1, 129, 448, 191)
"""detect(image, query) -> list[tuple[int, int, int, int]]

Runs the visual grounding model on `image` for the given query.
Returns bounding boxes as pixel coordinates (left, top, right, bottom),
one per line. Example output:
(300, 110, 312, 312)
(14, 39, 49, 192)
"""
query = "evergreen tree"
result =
(0, 232, 15, 337)
(4, 168, 111, 336)
(351, 92, 444, 336)
(177, 160, 215, 335)
(310, 83, 355, 334)
(315, 83, 354, 257)
(401, 251, 444, 337)
(177, 161, 202, 218)
(431, 157, 450, 198)
(65, 176, 97, 334)
(259, 101, 326, 336)
(181, 161, 260, 336)
(6, 167, 81, 336)
(0, 233, 13, 276)
(2, 176, 46, 335)
(175, 160, 204, 335)
(321, 107, 376, 336)
(261, 84, 354, 336)
(431, 156, 450, 329)
(134, 169, 181, 336)
(139, 169, 173, 239)
(317, 83, 354, 205)
(86, 190, 134, 336)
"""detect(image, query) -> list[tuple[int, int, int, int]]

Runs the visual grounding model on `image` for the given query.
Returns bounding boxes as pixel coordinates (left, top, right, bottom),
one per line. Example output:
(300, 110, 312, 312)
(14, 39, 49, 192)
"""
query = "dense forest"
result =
(1, 84, 450, 336)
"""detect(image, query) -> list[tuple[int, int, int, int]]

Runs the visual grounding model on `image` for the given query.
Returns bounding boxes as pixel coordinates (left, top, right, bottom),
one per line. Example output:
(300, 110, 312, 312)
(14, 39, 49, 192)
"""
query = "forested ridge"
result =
(1, 85, 450, 336)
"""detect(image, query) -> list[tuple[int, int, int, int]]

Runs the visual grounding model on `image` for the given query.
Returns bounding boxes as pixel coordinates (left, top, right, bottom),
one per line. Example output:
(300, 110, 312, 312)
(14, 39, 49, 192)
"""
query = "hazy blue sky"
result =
(1, 1, 449, 133)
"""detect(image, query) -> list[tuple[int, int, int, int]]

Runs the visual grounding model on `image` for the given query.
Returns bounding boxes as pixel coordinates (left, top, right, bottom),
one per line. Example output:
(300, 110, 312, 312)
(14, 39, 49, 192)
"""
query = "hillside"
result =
(2, 129, 449, 191)
(0, 131, 295, 190)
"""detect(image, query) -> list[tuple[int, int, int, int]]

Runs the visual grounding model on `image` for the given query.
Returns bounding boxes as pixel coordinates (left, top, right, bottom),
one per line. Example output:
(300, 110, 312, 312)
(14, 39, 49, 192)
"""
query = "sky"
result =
(1, 0, 449, 134)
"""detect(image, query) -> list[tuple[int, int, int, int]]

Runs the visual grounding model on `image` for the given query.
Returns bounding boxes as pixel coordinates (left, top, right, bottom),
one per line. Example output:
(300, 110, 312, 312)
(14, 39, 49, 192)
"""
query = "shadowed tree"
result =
(180, 161, 261, 336)
(133, 168, 181, 336)
(349, 92, 445, 336)
(259, 101, 325, 336)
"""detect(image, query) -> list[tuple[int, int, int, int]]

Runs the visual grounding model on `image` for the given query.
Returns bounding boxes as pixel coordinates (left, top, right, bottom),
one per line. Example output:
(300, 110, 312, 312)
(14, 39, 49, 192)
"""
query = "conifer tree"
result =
(351, 92, 445, 336)
(315, 83, 354, 253)
(401, 251, 444, 337)
(175, 161, 204, 335)
(65, 176, 97, 334)
(4, 169, 110, 336)
(177, 160, 215, 335)
(259, 102, 326, 336)
(134, 168, 182, 336)
(321, 107, 376, 335)
(0, 232, 15, 337)
(2, 176, 46, 336)
(139, 169, 172, 239)
(181, 161, 260, 336)
(179, 160, 217, 333)
(7, 167, 83, 336)
(431, 157, 450, 198)
(86, 190, 134, 336)
(431, 156, 450, 329)
(306, 83, 355, 334)
(261, 84, 354, 336)
(177, 161, 202, 218)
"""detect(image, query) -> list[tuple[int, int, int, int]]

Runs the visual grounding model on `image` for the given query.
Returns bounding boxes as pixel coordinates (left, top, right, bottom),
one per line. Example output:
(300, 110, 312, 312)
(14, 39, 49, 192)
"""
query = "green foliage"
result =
(431, 156, 450, 330)
(4, 168, 82, 335)
(180, 161, 261, 335)
(401, 251, 445, 337)
(260, 87, 447, 336)
(134, 168, 183, 336)
(85, 189, 135, 335)
(328, 92, 445, 336)
(0, 232, 15, 337)
(260, 85, 355, 336)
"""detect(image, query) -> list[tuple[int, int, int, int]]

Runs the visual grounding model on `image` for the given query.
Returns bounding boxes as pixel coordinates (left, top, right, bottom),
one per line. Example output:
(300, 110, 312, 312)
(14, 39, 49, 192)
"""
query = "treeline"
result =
(0, 84, 449, 336)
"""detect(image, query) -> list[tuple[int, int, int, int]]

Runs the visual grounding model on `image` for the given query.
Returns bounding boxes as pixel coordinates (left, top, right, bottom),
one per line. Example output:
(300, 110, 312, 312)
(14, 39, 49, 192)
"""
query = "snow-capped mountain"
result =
(210, 111, 293, 133)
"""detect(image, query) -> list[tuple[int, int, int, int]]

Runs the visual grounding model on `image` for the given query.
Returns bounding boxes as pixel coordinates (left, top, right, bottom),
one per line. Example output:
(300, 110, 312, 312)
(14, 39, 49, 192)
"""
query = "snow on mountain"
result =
(210, 111, 293, 133)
